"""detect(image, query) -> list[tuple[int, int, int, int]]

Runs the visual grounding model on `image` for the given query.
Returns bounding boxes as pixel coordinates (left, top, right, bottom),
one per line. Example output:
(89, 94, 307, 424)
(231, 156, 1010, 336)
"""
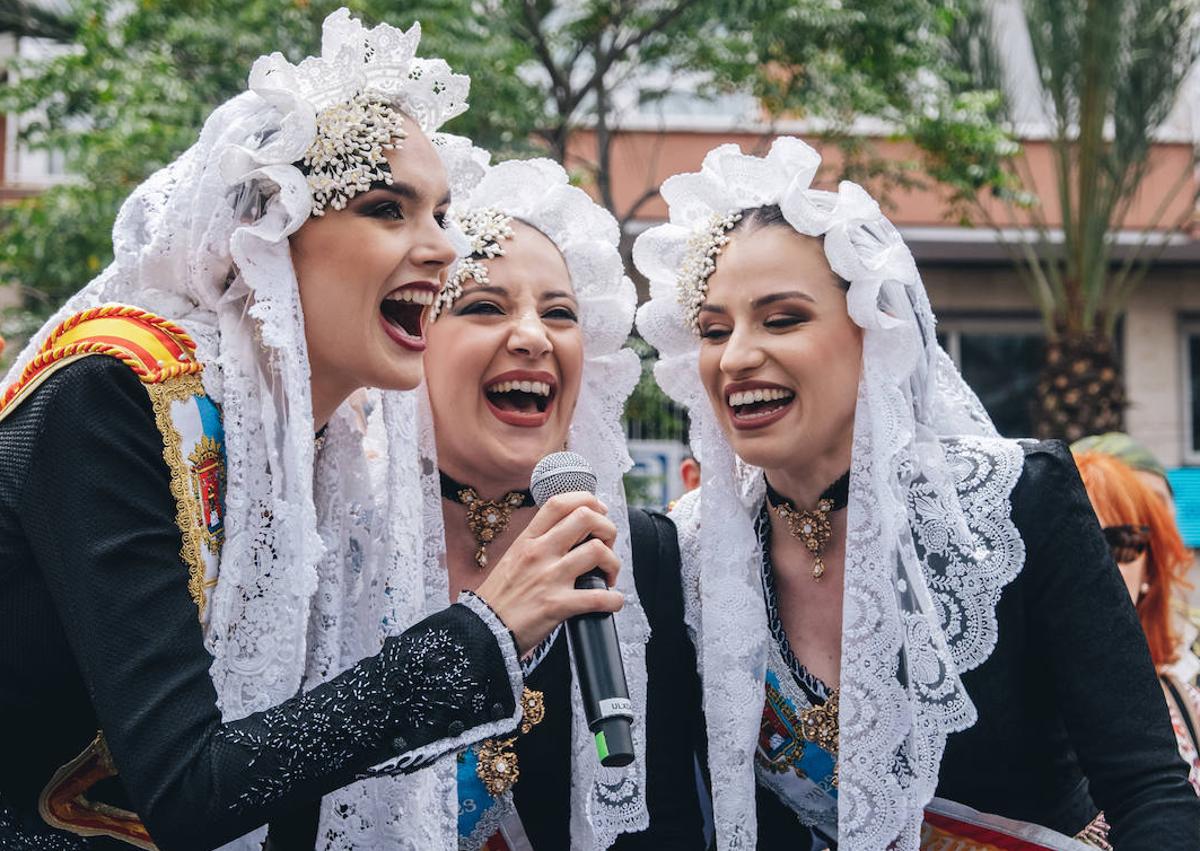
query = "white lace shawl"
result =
(1, 10, 495, 850)
(633, 137, 1027, 849)
(420, 157, 649, 849)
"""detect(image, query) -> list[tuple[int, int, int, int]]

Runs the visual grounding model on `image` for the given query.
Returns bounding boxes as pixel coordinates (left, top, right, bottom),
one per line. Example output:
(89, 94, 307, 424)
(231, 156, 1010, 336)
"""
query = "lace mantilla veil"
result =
(633, 138, 1027, 849)
(0, 10, 505, 850)
(421, 156, 649, 849)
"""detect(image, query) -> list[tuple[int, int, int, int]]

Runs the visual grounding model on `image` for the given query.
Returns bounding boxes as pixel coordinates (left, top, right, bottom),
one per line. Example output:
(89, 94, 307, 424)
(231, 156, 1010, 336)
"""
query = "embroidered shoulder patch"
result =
(0, 305, 225, 621)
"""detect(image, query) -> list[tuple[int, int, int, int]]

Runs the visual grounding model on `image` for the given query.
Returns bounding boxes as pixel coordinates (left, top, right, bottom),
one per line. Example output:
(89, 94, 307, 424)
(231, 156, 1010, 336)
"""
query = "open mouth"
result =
(483, 373, 557, 426)
(379, 284, 437, 351)
(726, 386, 795, 429)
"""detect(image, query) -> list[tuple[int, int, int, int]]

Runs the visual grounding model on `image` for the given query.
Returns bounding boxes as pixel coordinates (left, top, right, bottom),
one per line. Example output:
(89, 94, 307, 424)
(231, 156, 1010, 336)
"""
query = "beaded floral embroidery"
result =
(431, 207, 515, 320)
(302, 91, 407, 217)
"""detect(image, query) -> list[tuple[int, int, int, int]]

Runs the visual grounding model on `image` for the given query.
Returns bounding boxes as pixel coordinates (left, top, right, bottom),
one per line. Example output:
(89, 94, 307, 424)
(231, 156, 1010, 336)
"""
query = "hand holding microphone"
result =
(473, 451, 635, 768)
(529, 452, 636, 768)
(475, 488, 624, 655)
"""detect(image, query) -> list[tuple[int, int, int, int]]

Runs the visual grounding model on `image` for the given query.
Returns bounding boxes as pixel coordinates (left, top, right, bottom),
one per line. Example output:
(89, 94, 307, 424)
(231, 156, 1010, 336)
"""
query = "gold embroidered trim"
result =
(146, 374, 212, 620)
(38, 732, 158, 850)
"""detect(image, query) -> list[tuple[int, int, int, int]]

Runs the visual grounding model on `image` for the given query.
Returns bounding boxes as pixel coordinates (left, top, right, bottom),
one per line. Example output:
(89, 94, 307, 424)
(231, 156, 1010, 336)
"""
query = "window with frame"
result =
(1183, 319, 1200, 460)
(937, 315, 1046, 439)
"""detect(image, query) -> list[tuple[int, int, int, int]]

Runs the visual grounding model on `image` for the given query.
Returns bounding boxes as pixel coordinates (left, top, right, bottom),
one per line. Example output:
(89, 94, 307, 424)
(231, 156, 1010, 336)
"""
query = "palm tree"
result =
(920, 0, 1200, 441)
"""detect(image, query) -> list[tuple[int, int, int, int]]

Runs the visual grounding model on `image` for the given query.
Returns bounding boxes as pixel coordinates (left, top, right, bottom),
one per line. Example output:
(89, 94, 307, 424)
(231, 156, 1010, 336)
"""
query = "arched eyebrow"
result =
(541, 290, 578, 305)
(365, 179, 452, 207)
(751, 291, 815, 308)
(700, 290, 815, 316)
(460, 285, 508, 298)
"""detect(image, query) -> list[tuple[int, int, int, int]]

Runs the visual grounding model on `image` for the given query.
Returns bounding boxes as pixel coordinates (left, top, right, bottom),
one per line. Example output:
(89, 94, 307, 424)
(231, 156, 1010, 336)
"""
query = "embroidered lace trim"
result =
(435, 156, 650, 848)
(645, 138, 1027, 850)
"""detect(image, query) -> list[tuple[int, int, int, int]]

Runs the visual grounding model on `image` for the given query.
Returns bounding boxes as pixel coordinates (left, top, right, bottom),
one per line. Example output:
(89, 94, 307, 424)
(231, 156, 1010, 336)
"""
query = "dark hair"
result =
(730, 204, 848, 291)
(732, 204, 790, 232)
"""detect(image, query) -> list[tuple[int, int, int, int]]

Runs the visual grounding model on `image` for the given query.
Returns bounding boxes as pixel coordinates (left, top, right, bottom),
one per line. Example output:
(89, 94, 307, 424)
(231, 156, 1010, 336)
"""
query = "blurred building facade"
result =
(3, 4, 1200, 520)
(573, 0, 1200, 515)
(0, 31, 62, 316)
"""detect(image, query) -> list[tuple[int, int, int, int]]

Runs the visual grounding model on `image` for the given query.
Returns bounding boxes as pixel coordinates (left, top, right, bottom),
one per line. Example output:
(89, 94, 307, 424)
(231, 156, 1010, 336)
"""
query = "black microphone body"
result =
(531, 452, 635, 768)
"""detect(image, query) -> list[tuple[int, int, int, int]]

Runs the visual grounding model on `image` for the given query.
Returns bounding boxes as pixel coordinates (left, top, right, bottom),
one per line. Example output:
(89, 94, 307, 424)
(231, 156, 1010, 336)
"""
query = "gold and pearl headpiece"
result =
(430, 207, 514, 319)
(676, 211, 742, 332)
(302, 92, 407, 216)
(248, 9, 469, 218)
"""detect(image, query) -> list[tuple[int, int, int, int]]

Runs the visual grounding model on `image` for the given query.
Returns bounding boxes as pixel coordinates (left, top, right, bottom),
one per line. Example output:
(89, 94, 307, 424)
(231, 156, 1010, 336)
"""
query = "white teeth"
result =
(727, 388, 793, 407)
(385, 288, 435, 306)
(487, 380, 552, 396)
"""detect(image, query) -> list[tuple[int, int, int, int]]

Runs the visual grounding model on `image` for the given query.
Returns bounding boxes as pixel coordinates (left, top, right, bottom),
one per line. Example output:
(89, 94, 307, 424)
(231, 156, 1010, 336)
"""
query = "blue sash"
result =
(755, 642, 839, 840)
(457, 628, 558, 851)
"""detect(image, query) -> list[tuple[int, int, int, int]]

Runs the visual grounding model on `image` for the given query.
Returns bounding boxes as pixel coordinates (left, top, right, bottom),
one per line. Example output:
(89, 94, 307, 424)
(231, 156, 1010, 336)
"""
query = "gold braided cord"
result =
(0, 305, 203, 416)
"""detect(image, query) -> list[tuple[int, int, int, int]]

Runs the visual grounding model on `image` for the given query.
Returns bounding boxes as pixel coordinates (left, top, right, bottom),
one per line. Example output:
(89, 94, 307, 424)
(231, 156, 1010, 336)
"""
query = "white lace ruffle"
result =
(639, 137, 1027, 850)
(2, 10, 479, 850)
(249, 10, 468, 125)
(428, 156, 649, 850)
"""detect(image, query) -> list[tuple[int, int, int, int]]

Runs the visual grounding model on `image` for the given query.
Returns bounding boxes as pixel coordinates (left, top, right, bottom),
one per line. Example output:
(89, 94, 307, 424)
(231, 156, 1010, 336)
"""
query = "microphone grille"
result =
(530, 451, 597, 505)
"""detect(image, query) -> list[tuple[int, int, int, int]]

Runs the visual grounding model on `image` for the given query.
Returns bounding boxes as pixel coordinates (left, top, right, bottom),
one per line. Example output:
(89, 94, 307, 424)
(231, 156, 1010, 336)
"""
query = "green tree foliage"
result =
(0, 0, 1009, 375)
(0, 0, 353, 352)
(688, 0, 1014, 192)
(379, 0, 733, 227)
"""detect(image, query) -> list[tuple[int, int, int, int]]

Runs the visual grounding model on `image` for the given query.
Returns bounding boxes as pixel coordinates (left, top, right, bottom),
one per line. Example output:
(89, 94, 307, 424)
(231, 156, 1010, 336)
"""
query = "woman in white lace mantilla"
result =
(0, 10, 624, 850)
(634, 137, 1199, 850)
(417, 156, 704, 850)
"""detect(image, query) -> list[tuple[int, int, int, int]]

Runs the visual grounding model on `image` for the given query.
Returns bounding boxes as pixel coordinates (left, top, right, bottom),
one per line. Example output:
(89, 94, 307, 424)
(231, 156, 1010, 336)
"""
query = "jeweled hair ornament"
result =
(431, 206, 515, 320)
(2, 10, 508, 850)
(677, 211, 742, 332)
(421, 156, 649, 849)
(634, 138, 1026, 849)
(302, 92, 406, 216)
(249, 8, 469, 217)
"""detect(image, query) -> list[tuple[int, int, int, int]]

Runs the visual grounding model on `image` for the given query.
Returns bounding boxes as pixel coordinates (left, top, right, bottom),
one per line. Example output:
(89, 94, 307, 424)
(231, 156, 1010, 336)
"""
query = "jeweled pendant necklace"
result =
(764, 470, 851, 581)
(439, 470, 535, 570)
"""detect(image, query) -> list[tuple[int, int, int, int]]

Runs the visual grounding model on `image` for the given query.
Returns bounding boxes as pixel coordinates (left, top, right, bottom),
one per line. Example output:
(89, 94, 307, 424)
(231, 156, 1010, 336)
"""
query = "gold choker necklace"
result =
(440, 470, 535, 570)
(764, 471, 850, 580)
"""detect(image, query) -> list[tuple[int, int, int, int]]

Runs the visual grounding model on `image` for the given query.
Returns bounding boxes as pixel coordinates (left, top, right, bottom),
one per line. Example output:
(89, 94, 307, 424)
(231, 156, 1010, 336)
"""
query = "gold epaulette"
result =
(0, 305, 203, 422)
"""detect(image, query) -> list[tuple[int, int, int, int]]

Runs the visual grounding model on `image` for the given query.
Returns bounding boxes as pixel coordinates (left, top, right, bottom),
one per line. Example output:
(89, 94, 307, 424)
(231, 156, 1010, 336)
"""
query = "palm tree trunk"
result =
(1034, 320, 1125, 441)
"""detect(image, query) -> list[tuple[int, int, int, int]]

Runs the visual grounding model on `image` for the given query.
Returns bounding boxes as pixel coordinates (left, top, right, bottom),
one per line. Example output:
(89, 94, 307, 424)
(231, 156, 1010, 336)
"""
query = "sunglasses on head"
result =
(1102, 524, 1150, 563)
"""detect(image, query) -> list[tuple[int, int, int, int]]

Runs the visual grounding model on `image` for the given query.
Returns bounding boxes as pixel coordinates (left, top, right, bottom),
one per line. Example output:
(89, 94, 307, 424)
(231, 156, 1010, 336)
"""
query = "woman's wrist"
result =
(457, 590, 524, 690)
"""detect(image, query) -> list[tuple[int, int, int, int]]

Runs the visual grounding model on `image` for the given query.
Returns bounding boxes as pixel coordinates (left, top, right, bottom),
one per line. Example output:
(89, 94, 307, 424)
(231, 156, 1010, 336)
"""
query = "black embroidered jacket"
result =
(0, 356, 520, 850)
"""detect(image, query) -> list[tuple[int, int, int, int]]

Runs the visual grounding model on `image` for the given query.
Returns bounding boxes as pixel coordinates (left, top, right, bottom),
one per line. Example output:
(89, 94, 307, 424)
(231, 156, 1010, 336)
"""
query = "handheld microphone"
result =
(530, 451, 635, 768)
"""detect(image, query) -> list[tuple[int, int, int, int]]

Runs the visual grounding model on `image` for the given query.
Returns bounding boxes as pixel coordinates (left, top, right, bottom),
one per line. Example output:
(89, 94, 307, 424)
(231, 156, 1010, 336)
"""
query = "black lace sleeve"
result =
(11, 357, 521, 850)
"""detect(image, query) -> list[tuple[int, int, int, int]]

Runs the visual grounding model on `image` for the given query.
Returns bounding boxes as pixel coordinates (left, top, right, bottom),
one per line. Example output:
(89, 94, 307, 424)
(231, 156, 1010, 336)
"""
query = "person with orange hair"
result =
(1074, 449, 1200, 794)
